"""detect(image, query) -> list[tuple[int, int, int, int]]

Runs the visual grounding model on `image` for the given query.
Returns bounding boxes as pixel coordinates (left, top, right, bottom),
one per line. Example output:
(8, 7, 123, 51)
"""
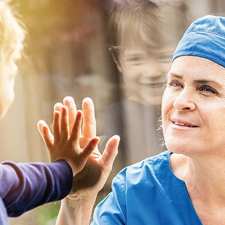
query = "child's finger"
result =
(63, 96, 77, 134)
(53, 110, 60, 143)
(37, 120, 54, 149)
(82, 97, 96, 138)
(54, 102, 63, 131)
(100, 135, 120, 169)
(70, 111, 82, 147)
(80, 137, 100, 161)
(54, 102, 64, 113)
(60, 106, 69, 142)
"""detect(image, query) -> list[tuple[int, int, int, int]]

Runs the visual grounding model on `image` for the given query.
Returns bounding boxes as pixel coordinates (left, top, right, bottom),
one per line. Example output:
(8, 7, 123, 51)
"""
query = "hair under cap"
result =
(172, 15, 225, 68)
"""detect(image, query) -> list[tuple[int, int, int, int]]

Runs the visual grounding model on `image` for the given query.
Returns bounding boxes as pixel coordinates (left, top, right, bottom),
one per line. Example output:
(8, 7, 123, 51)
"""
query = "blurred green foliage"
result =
(36, 202, 60, 225)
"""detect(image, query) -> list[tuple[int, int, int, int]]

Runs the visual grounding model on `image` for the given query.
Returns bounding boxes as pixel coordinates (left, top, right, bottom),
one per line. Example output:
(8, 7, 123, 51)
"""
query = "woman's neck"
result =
(171, 152, 225, 207)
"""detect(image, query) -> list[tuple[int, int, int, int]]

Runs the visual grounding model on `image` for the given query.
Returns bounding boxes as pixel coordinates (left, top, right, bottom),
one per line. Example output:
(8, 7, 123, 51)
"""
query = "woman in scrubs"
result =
(54, 14, 225, 225)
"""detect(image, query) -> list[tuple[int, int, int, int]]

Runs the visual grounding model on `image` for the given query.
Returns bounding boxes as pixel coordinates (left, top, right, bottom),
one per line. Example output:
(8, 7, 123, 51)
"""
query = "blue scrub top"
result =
(91, 151, 203, 225)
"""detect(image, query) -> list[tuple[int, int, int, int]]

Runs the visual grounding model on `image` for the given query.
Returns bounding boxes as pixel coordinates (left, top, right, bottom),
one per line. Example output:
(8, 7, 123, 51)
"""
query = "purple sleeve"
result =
(0, 160, 73, 217)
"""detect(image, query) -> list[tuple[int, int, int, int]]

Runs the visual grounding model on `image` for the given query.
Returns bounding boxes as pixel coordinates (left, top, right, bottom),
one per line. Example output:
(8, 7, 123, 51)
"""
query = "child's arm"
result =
(0, 97, 100, 217)
(0, 160, 72, 217)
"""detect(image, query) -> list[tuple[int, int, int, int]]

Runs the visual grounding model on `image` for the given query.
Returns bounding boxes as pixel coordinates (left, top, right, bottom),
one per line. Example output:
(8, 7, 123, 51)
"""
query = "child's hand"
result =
(37, 97, 120, 198)
(37, 101, 99, 175)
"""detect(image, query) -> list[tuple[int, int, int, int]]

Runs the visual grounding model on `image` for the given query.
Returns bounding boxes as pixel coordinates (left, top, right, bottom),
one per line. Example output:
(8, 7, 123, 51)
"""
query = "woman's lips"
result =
(170, 118, 199, 128)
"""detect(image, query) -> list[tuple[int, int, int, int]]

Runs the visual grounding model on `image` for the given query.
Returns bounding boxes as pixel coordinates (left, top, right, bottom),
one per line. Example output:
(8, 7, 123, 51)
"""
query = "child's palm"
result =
(37, 97, 119, 197)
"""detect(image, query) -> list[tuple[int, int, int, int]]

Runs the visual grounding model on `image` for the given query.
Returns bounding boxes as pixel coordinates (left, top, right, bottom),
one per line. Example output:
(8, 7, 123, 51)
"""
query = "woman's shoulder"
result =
(129, 150, 170, 171)
(112, 151, 172, 188)
(127, 150, 170, 172)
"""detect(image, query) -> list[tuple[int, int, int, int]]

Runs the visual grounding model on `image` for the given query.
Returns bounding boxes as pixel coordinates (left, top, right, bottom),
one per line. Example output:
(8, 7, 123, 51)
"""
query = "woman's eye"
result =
(167, 80, 183, 88)
(198, 85, 218, 95)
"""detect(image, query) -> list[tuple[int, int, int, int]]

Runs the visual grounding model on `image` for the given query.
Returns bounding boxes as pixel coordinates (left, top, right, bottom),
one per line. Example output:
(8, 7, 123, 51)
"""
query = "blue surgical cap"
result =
(172, 15, 225, 68)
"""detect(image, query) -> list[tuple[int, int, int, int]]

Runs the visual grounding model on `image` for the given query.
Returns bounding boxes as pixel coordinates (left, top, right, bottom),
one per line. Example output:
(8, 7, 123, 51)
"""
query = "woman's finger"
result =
(100, 135, 120, 169)
(63, 96, 77, 134)
(82, 97, 96, 138)
(37, 120, 54, 149)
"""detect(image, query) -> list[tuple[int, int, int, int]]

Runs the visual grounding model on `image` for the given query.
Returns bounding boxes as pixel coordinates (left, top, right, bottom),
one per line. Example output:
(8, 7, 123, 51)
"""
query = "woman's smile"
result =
(169, 117, 200, 130)
(169, 121, 199, 130)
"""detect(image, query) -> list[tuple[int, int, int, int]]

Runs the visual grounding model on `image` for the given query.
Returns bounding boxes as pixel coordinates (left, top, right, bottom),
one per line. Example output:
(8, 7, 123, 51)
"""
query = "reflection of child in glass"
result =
(0, 2, 120, 225)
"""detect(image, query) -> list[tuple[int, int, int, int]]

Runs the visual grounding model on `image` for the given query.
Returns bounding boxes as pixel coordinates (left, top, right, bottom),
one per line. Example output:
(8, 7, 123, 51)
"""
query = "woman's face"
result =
(162, 56, 225, 156)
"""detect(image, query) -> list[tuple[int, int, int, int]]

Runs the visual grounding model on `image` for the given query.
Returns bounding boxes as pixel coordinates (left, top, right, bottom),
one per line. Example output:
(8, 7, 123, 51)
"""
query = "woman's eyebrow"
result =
(167, 73, 183, 79)
(167, 73, 224, 88)
(194, 80, 223, 89)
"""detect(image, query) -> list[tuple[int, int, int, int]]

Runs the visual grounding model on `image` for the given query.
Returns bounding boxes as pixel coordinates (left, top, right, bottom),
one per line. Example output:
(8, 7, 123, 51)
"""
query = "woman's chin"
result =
(165, 140, 208, 157)
(165, 138, 198, 155)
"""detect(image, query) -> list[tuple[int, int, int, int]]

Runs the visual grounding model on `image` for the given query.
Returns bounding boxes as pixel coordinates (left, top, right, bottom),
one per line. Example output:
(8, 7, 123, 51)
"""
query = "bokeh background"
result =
(0, 0, 224, 224)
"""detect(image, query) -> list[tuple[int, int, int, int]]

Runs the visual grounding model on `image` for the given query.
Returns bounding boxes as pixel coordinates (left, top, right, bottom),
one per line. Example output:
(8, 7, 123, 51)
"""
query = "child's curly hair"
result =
(0, 1, 25, 64)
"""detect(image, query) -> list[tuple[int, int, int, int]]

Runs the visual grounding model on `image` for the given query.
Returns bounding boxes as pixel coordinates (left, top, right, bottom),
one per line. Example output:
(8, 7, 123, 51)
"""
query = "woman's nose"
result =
(173, 89, 196, 111)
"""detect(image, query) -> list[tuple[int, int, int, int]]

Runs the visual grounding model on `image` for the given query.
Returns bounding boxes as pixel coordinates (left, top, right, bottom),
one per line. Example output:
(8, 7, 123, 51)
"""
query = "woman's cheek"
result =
(162, 88, 174, 112)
